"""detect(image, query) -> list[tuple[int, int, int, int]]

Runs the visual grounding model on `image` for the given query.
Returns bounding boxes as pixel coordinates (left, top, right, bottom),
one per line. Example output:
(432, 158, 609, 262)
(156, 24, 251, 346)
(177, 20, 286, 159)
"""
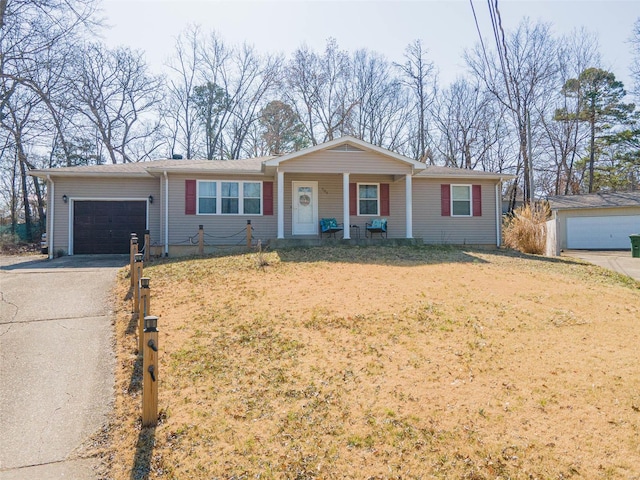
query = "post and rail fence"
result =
(129, 234, 158, 427)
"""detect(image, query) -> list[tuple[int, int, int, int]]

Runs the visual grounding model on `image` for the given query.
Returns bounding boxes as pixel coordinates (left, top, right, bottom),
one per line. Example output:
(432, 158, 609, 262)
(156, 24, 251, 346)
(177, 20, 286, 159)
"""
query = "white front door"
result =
(292, 181, 318, 235)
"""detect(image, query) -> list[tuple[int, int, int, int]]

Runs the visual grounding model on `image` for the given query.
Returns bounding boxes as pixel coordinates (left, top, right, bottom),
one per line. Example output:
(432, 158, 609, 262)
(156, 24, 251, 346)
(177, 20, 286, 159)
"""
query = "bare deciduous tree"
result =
(395, 40, 437, 162)
(72, 44, 164, 163)
(466, 17, 558, 204)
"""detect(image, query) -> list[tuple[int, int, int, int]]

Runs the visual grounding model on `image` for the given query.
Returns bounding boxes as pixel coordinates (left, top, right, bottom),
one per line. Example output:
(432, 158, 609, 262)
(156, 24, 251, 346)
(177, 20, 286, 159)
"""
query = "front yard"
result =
(103, 246, 639, 479)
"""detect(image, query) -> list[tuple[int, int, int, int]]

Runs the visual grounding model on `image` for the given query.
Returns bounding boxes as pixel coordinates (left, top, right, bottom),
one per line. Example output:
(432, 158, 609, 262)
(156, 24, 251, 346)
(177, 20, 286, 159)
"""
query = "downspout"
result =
(46, 174, 54, 259)
(164, 171, 169, 257)
(495, 179, 502, 247)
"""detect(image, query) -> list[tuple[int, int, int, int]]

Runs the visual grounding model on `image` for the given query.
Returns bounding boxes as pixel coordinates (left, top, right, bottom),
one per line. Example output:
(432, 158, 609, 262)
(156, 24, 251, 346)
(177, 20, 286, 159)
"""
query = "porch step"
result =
(267, 238, 424, 249)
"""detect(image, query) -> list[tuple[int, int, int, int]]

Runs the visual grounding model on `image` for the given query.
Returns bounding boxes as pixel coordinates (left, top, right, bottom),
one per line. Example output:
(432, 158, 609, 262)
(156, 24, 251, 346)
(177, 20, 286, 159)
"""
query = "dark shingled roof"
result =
(547, 191, 640, 210)
(414, 165, 511, 180)
(30, 157, 274, 177)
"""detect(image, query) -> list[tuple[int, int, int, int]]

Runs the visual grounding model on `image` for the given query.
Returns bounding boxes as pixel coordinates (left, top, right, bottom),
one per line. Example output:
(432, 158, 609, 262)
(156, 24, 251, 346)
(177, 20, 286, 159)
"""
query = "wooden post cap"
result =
(144, 316, 158, 332)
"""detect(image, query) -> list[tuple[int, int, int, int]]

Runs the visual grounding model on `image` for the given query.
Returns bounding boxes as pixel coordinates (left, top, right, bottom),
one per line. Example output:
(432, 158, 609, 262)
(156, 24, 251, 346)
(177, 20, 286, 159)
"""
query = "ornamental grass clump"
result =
(503, 202, 550, 255)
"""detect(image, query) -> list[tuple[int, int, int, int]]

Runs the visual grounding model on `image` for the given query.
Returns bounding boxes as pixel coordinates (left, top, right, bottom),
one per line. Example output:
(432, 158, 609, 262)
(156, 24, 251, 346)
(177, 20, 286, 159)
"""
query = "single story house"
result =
(30, 136, 512, 258)
(546, 191, 640, 255)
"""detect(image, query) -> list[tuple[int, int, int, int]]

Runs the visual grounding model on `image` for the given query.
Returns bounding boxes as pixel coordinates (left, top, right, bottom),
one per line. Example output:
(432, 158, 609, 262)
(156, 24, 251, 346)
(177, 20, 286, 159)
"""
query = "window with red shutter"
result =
(349, 183, 357, 216)
(441, 184, 451, 216)
(263, 181, 273, 215)
(472, 185, 482, 216)
(380, 183, 390, 216)
(185, 180, 196, 215)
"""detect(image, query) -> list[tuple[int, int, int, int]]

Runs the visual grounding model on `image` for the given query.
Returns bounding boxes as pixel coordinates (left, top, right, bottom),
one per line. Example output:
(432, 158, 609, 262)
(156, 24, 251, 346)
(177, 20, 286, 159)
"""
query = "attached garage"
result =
(73, 201, 147, 254)
(547, 191, 640, 254)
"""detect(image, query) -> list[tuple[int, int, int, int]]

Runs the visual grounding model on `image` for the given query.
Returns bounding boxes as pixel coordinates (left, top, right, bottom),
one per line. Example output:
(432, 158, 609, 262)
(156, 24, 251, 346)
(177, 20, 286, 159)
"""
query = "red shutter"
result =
(185, 179, 196, 215)
(441, 184, 451, 216)
(472, 184, 482, 216)
(349, 183, 357, 215)
(263, 181, 273, 215)
(380, 183, 390, 216)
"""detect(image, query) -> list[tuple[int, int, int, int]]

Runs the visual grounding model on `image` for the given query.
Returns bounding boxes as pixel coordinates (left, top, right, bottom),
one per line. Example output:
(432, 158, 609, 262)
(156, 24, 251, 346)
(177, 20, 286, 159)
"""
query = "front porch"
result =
(268, 237, 423, 249)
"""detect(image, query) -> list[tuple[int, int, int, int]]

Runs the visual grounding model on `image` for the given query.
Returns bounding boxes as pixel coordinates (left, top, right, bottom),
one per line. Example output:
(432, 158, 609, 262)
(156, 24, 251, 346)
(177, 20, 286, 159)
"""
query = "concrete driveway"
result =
(0, 254, 126, 479)
(562, 250, 640, 281)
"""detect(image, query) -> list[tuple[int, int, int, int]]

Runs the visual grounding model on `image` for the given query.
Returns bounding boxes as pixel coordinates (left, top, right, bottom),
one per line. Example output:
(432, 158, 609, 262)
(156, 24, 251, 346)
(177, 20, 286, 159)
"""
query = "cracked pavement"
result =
(0, 255, 126, 479)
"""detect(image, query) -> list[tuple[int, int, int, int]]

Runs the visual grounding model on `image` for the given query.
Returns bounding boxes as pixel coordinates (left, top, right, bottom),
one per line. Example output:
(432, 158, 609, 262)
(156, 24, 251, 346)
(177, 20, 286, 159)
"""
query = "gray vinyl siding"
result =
(413, 178, 498, 245)
(280, 150, 413, 175)
(49, 176, 160, 255)
(168, 173, 277, 246)
(282, 173, 407, 238)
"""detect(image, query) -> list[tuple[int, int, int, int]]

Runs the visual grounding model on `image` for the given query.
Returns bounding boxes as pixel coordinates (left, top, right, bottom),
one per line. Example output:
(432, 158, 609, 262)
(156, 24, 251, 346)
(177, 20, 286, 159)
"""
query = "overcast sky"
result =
(100, 0, 638, 90)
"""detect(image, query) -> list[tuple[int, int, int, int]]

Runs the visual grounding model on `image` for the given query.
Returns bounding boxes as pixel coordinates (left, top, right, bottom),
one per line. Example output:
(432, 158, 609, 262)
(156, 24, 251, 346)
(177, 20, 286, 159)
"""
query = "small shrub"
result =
(503, 203, 550, 255)
(254, 240, 269, 268)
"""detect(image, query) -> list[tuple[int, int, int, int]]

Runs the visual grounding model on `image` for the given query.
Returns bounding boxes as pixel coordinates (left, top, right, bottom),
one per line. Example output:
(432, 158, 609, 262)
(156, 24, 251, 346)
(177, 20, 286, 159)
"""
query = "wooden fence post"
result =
(130, 234, 138, 287)
(139, 277, 150, 354)
(198, 225, 204, 255)
(142, 315, 159, 427)
(133, 253, 143, 315)
(144, 229, 150, 262)
(246, 220, 252, 248)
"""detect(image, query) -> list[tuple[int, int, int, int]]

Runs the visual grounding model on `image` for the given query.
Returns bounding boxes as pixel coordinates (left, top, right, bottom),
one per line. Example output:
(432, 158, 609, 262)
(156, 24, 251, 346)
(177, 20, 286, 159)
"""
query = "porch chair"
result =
(319, 218, 344, 238)
(365, 218, 388, 238)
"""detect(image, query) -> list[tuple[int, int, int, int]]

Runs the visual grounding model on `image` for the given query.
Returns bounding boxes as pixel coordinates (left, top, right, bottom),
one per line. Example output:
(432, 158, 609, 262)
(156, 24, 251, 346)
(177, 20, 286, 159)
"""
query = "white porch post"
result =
(343, 172, 350, 239)
(405, 173, 413, 238)
(277, 169, 285, 239)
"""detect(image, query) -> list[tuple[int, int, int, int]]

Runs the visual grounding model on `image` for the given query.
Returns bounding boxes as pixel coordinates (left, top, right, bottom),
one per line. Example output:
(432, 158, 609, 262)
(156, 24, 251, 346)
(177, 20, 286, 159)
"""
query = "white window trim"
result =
(357, 182, 380, 216)
(451, 184, 473, 217)
(196, 180, 263, 216)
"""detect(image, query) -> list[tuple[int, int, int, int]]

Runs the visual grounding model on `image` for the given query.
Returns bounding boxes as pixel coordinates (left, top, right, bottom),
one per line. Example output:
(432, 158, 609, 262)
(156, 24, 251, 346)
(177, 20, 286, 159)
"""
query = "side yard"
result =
(100, 246, 639, 479)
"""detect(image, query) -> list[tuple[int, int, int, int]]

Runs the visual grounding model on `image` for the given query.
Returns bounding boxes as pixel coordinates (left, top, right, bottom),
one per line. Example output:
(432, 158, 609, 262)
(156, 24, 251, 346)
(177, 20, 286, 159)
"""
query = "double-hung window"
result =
(198, 181, 217, 214)
(243, 182, 261, 214)
(221, 182, 239, 214)
(197, 181, 262, 215)
(451, 185, 472, 216)
(358, 183, 379, 215)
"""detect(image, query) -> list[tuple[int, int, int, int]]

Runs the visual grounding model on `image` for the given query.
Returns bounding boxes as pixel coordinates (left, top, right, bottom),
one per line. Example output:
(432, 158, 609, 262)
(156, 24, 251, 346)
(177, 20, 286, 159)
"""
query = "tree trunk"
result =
(588, 112, 596, 193)
(18, 145, 33, 243)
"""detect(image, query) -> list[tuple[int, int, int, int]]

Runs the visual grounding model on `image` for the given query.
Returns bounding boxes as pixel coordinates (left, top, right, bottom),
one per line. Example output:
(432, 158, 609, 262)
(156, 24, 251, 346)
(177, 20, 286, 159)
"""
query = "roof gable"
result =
(264, 136, 426, 170)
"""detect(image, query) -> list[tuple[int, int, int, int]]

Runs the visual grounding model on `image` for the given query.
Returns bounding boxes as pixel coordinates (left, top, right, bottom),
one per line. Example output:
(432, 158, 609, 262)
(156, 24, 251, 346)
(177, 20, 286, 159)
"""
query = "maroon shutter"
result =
(441, 184, 451, 216)
(263, 181, 273, 215)
(472, 184, 482, 216)
(185, 179, 196, 215)
(349, 183, 357, 215)
(380, 183, 390, 216)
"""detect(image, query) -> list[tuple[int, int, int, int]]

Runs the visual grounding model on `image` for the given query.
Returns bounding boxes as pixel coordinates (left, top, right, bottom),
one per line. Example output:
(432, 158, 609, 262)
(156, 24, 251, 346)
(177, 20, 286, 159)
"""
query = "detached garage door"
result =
(567, 215, 640, 249)
(74, 201, 146, 254)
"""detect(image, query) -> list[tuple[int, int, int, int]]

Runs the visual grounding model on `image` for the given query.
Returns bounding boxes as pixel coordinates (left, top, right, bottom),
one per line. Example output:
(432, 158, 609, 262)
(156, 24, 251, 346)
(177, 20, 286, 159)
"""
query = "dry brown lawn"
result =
(102, 246, 640, 479)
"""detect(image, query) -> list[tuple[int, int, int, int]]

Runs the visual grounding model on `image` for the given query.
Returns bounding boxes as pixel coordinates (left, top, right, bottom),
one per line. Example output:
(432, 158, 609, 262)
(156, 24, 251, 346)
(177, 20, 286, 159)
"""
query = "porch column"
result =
(405, 173, 413, 238)
(277, 170, 284, 239)
(343, 172, 350, 239)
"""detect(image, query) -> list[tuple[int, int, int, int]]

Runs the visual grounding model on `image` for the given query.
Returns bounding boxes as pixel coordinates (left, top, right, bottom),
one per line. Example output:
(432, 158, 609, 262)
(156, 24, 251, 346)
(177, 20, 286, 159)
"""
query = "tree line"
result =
(1, 0, 639, 241)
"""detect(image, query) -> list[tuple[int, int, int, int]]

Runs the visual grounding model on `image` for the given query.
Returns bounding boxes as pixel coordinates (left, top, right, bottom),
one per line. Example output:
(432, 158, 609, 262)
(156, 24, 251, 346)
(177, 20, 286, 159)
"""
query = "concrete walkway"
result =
(562, 250, 640, 281)
(0, 255, 126, 479)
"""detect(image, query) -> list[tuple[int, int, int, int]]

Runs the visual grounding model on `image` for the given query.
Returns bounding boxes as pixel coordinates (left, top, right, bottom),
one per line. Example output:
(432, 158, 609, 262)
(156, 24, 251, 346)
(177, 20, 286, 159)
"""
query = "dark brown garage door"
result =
(73, 201, 146, 254)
